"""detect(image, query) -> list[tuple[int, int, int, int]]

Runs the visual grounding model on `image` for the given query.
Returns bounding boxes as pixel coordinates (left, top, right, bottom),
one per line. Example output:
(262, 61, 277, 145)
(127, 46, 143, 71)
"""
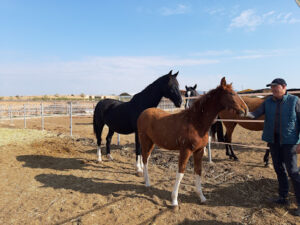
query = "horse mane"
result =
(130, 74, 171, 102)
(188, 85, 222, 112)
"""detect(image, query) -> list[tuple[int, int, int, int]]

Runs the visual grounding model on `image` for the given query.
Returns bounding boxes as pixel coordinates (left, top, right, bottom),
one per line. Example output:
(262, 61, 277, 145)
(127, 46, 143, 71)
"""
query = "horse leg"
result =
(140, 134, 155, 184)
(94, 122, 104, 162)
(171, 149, 192, 206)
(264, 149, 270, 167)
(216, 120, 224, 142)
(210, 123, 217, 142)
(193, 149, 206, 203)
(223, 122, 238, 161)
(105, 128, 114, 161)
(135, 132, 145, 176)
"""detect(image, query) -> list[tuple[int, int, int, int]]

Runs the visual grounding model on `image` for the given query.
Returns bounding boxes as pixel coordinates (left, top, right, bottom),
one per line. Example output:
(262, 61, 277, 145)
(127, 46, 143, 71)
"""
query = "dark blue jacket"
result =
(249, 93, 300, 144)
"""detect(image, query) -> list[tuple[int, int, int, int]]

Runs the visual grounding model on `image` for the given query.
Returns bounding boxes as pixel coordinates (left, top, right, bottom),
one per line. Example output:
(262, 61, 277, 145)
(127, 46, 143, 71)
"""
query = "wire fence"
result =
(0, 96, 183, 136)
(1, 91, 300, 163)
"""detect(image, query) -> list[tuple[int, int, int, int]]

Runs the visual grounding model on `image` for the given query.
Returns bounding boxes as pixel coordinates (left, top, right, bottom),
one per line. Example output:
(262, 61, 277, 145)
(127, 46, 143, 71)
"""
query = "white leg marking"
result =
(140, 156, 144, 169)
(97, 146, 102, 162)
(203, 146, 207, 157)
(136, 155, 143, 175)
(171, 172, 184, 206)
(144, 161, 151, 187)
(107, 154, 113, 161)
(195, 174, 206, 203)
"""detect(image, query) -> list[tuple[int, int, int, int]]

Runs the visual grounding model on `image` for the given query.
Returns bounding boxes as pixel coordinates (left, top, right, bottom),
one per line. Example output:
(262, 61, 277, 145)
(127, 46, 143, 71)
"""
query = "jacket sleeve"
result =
(246, 100, 266, 119)
(296, 99, 300, 127)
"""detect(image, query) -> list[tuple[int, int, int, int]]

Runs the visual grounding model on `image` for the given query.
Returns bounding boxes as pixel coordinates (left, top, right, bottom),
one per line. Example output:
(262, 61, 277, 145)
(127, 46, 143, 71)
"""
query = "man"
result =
(247, 78, 300, 217)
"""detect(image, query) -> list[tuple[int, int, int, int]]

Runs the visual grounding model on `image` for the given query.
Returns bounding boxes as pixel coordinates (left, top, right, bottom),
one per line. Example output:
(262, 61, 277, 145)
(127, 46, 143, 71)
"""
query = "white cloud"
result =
(192, 50, 233, 57)
(232, 49, 290, 60)
(0, 56, 218, 95)
(159, 4, 190, 16)
(229, 10, 300, 31)
(229, 9, 262, 31)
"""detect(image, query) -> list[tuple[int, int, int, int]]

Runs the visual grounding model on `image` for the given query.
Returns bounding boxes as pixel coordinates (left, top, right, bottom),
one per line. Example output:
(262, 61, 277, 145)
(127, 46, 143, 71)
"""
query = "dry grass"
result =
(0, 128, 55, 147)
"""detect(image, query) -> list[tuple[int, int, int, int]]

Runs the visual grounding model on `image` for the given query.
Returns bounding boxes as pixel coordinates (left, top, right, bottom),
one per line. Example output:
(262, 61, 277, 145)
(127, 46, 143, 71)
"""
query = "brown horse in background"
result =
(218, 90, 300, 165)
(218, 96, 266, 162)
(137, 77, 248, 206)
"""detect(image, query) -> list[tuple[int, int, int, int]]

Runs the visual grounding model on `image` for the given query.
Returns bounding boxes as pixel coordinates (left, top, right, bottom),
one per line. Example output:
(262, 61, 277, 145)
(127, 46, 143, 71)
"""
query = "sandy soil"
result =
(0, 117, 300, 225)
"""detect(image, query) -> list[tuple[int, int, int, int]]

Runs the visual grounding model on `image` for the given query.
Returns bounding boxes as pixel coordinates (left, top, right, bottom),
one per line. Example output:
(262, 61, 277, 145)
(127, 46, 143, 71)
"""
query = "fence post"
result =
(69, 102, 72, 136)
(117, 96, 121, 145)
(24, 104, 26, 128)
(9, 105, 12, 124)
(208, 134, 212, 163)
(41, 103, 44, 131)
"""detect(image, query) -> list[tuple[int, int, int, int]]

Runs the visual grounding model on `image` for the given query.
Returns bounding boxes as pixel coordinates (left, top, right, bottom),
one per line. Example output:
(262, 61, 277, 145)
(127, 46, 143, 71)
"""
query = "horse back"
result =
(219, 96, 264, 130)
(138, 108, 207, 151)
(94, 99, 137, 134)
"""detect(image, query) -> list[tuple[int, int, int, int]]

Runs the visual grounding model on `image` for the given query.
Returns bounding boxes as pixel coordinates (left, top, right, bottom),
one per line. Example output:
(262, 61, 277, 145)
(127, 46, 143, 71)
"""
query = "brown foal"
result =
(137, 77, 248, 206)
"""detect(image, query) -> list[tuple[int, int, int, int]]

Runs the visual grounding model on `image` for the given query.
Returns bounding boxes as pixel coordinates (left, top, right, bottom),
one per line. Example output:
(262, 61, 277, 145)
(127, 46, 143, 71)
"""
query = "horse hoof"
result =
(137, 171, 143, 177)
(171, 201, 179, 208)
(200, 197, 207, 203)
(107, 154, 113, 161)
(171, 205, 179, 211)
(233, 158, 239, 161)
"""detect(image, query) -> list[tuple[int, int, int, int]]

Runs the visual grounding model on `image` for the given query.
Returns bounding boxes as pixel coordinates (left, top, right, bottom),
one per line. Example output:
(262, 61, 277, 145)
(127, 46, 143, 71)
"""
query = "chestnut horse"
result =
(137, 77, 248, 206)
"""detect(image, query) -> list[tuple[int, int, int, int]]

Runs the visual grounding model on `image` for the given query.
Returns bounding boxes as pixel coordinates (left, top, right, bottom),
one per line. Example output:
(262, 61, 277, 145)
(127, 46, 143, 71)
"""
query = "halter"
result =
(237, 94, 249, 115)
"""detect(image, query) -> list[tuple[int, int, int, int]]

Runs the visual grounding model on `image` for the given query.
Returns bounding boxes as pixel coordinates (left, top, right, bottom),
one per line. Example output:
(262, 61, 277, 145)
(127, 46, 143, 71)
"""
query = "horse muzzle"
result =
(175, 99, 182, 108)
(237, 108, 248, 117)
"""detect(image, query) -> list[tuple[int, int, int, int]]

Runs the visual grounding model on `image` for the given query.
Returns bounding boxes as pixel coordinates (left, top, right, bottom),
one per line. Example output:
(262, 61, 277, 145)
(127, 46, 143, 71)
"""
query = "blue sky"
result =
(1, 0, 300, 96)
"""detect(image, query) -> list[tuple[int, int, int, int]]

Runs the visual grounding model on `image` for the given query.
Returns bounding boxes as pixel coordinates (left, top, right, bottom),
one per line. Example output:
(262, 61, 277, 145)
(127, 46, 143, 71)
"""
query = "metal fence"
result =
(0, 96, 183, 134)
(2, 91, 299, 163)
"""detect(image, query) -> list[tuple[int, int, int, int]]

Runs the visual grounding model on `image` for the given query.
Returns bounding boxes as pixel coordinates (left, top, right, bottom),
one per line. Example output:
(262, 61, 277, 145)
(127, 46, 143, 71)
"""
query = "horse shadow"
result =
(34, 173, 179, 206)
(205, 178, 279, 208)
(34, 172, 280, 209)
(16, 154, 139, 175)
(85, 143, 135, 155)
(16, 155, 103, 171)
(177, 219, 243, 225)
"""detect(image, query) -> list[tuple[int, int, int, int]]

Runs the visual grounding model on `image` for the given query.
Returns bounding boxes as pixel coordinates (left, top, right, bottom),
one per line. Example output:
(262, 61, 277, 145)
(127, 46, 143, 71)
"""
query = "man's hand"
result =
(246, 112, 255, 119)
(296, 144, 300, 154)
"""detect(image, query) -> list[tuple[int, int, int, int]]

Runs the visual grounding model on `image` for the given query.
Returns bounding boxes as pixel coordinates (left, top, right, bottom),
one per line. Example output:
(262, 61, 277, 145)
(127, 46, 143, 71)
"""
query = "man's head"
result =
(266, 78, 287, 99)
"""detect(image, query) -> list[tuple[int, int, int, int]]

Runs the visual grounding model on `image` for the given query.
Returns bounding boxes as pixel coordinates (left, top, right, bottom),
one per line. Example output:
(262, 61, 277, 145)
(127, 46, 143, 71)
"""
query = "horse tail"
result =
(215, 117, 225, 142)
(93, 101, 104, 146)
(210, 116, 224, 142)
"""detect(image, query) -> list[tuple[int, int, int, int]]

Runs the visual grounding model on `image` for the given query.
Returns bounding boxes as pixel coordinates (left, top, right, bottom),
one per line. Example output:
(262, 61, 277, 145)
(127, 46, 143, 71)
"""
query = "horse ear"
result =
(185, 85, 188, 90)
(193, 84, 197, 90)
(220, 77, 226, 87)
(173, 71, 179, 77)
(168, 70, 173, 76)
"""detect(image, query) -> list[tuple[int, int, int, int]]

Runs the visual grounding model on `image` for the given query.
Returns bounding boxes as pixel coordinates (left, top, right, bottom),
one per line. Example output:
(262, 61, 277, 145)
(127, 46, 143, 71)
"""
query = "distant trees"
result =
(120, 92, 131, 96)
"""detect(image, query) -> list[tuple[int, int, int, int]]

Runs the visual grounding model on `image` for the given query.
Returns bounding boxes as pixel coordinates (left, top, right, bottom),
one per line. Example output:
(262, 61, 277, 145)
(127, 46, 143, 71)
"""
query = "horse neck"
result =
(188, 91, 223, 132)
(130, 80, 164, 109)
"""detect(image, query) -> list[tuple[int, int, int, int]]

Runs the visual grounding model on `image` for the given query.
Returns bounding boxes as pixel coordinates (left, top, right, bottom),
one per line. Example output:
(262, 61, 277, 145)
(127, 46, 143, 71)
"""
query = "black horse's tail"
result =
(210, 116, 224, 142)
(93, 101, 104, 146)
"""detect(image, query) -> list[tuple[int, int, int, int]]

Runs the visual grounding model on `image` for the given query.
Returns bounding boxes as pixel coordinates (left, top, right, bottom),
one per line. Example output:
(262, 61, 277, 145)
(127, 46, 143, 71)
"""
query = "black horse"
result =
(184, 85, 224, 143)
(184, 84, 198, 108)
(93, 70, 182, 174)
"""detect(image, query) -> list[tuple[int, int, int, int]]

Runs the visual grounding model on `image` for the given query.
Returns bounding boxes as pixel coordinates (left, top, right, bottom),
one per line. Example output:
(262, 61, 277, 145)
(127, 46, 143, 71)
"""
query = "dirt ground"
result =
(0, 116, 300, 225)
